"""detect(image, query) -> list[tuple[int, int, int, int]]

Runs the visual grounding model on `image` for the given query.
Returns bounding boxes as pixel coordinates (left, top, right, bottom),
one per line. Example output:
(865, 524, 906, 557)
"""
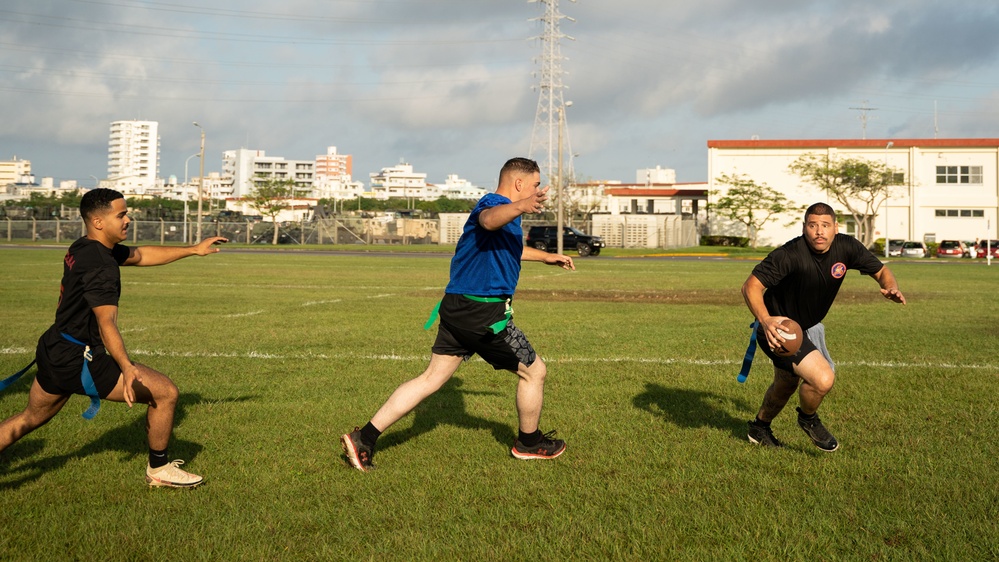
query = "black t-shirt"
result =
(39, 237, 130, 370)
(751, 233, 883, 330)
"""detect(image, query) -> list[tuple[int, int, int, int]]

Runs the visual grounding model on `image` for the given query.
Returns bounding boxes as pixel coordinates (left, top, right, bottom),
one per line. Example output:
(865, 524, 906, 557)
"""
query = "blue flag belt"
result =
(59, 333, 102, 420)
(737, 320, 760, 384)
(0, 360, 36, 392)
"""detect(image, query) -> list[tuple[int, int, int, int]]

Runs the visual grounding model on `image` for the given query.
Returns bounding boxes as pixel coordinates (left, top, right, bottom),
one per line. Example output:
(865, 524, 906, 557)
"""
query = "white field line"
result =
(301, 299, 342, 307)
(221, 310, 266, 318)
(4, 346, 992, 371)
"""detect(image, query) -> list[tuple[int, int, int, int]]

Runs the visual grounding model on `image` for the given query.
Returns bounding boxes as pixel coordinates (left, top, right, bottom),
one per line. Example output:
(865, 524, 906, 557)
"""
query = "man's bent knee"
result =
(519, 358, 547, 383)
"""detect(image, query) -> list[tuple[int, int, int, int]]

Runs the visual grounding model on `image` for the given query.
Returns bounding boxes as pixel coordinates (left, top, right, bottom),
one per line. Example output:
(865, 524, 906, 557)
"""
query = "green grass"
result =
(0, 248, 997, 561)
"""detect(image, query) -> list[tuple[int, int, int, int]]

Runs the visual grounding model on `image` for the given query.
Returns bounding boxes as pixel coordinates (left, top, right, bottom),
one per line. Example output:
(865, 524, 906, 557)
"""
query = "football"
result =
(773, 319, 803, 357)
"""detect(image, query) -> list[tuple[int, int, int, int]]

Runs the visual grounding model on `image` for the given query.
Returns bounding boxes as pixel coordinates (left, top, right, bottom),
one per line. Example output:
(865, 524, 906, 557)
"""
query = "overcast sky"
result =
(3, 0, 999, 189)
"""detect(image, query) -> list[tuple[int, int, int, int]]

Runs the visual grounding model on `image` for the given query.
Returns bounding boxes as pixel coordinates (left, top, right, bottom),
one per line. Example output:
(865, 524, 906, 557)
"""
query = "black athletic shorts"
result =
(35, 334, 122, 398)
(431, 293, 537, 371)
(756, 322, 819, 373)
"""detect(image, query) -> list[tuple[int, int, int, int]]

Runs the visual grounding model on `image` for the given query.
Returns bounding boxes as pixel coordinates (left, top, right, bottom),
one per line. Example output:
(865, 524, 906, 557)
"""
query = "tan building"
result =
(0, 156, 32, 186)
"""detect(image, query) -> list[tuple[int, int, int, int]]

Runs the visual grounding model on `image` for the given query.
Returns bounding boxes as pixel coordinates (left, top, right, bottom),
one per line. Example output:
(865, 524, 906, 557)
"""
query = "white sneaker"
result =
(145, 460, 203, 488)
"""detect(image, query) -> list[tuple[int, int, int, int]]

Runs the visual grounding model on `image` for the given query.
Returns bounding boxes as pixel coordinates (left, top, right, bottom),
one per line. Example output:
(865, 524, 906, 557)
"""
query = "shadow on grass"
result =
(376, 377, 514, 454)
(633, 382, 754, 442)
(0, 392, 256, 490)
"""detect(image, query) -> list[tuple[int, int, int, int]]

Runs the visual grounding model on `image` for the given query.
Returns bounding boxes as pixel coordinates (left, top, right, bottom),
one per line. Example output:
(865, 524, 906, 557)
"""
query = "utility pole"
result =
(193, 122, 205, 243)
(849, 101, 878, 140)
(528, 0, 576, 201)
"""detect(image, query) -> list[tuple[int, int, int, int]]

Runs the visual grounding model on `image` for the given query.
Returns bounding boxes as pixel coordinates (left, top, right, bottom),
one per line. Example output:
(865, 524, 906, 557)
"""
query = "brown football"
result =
(774, 319, 803, 357)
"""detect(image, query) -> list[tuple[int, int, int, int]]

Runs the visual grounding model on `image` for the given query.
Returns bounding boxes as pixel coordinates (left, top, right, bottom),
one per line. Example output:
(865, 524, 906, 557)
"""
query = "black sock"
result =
(753, 416, 771, 427)
(360, 422, 381, 449)
(797, 407, 817, 420)
(149, 448, 168, 469)
(519, 429, 542, 447)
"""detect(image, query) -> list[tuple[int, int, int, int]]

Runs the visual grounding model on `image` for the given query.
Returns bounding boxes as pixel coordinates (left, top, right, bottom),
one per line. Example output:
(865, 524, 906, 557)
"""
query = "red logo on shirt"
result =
(64, 252, 76, 271)
(831, 262, 847, 279)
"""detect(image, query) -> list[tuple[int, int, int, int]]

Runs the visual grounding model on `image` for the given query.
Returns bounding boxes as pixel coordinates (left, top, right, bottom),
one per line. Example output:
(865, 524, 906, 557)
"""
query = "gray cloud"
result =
(2, 0, 998, 186)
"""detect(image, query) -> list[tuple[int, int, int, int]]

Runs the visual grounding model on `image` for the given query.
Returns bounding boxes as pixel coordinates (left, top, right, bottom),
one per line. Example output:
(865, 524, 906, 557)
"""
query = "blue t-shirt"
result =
(444, 193, 523, 297)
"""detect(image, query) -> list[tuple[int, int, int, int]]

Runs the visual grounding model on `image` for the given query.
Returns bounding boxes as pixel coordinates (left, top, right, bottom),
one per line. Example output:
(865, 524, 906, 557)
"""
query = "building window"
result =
(934, 208, 985, 218)
(936, 166, 982, 184)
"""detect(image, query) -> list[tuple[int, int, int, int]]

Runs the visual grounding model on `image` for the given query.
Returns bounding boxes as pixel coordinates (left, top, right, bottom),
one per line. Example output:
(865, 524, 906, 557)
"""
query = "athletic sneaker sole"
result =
(510, 444, 566, 460)
(145, 476, 203, 488)
(340, 433, 371, 472)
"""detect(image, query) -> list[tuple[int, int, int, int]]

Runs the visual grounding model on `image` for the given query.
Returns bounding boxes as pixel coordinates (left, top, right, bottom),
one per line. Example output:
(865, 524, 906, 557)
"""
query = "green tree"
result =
(248, 179, 294, 245)
(710, 173, 799, 248)
(789, 153, 903, 248)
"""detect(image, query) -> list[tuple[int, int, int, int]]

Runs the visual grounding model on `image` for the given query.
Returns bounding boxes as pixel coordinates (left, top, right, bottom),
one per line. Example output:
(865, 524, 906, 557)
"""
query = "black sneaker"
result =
(511, 430, 566, 460)
(747, 419, 784, 448)
(341, 427, 375, 472)
(796, 407, 839, 452)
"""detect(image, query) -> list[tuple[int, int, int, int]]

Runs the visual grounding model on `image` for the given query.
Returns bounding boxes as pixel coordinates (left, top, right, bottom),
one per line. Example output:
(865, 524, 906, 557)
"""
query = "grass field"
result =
(0, 247, 996, 561)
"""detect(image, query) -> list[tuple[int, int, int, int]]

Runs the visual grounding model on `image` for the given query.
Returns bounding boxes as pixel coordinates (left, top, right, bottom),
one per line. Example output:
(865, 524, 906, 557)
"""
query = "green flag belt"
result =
(423, 295, 512, 334)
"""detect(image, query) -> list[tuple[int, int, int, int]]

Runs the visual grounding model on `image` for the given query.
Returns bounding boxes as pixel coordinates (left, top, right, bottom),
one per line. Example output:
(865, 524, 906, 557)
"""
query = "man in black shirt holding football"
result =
(741, 202, 906, 451)
(0, 188, 226, 487)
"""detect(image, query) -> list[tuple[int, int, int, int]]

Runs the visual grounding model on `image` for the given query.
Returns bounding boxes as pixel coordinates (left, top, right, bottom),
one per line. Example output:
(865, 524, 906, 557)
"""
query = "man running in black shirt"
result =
(741, 202, 906, 451)
(0, 188, 226, 487)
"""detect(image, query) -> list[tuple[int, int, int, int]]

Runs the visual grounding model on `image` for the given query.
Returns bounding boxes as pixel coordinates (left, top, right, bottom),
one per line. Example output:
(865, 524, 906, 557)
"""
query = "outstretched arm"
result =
(123, 236, 228, 266)
(522, 245, 575, 270)
(871, 266, 906, 304)
(479, 187, 549, 231)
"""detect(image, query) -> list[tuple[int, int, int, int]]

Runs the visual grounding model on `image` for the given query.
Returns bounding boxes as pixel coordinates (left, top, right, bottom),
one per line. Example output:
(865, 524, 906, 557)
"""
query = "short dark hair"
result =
(80, 188, 125, 221)
(498, 157, 540, 185)
(804, 202, 836, 222)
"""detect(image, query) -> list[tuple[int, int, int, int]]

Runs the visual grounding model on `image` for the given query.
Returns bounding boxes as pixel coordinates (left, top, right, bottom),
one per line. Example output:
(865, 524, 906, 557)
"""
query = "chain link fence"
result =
(3, 216, 699, 248)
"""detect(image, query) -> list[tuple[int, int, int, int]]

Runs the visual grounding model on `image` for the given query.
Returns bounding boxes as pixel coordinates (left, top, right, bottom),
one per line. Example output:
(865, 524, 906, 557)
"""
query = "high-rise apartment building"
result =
(315, 146, 352, 179)
(107, 120, 159, 193)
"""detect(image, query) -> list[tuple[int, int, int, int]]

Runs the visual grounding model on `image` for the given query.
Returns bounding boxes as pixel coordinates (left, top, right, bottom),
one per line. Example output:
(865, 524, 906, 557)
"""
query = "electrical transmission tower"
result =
(528, 0, 575, 187)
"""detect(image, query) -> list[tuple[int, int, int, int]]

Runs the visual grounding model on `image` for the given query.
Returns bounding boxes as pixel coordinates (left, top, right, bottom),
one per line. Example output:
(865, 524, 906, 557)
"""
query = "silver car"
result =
(901, 241, 927, 258)
(887, 239, 905, 257)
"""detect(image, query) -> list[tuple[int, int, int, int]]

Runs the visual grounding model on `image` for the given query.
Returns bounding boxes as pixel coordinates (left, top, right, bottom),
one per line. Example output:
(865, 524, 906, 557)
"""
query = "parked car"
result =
(973, 239, 999, 259)
(887, 239, 905, 257)
(526, 225, 604, 256)
(935, 240, 967, 258)
(962, 241, 977, 257)
(900, 241, 928, 258)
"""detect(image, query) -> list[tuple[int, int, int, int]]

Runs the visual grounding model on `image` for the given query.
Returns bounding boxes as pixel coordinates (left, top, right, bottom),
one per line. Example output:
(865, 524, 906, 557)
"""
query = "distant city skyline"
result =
(4, 1, 999, 188)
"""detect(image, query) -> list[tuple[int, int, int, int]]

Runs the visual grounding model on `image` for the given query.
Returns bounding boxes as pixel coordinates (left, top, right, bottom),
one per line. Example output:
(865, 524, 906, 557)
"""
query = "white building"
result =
(222, 149, 315, 198)
(707, 138, 999, 246)
(107, 120, 159, 194)
(0, 156, 32, 186)
(438, 174, 487, 200)
(637, 165, 677, 185)
(369, 163, 429, 201)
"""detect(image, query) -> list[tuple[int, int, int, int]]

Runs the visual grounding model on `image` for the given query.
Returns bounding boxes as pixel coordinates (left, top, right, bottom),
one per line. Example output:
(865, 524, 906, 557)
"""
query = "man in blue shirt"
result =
(342, 157, 575, 472)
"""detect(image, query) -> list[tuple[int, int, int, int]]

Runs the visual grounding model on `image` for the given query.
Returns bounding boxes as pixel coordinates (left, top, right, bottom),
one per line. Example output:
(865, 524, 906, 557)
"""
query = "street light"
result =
(184, 152, 200, 244)
(556, 100, 572, 256)
(884, 141, 893, 258)
(193, 121, 205, 243)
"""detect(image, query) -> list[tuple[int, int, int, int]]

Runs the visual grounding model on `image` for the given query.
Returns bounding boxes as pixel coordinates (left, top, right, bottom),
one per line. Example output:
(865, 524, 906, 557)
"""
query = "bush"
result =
(700, 235, 749, 247)
(870, 238, 886, 254)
